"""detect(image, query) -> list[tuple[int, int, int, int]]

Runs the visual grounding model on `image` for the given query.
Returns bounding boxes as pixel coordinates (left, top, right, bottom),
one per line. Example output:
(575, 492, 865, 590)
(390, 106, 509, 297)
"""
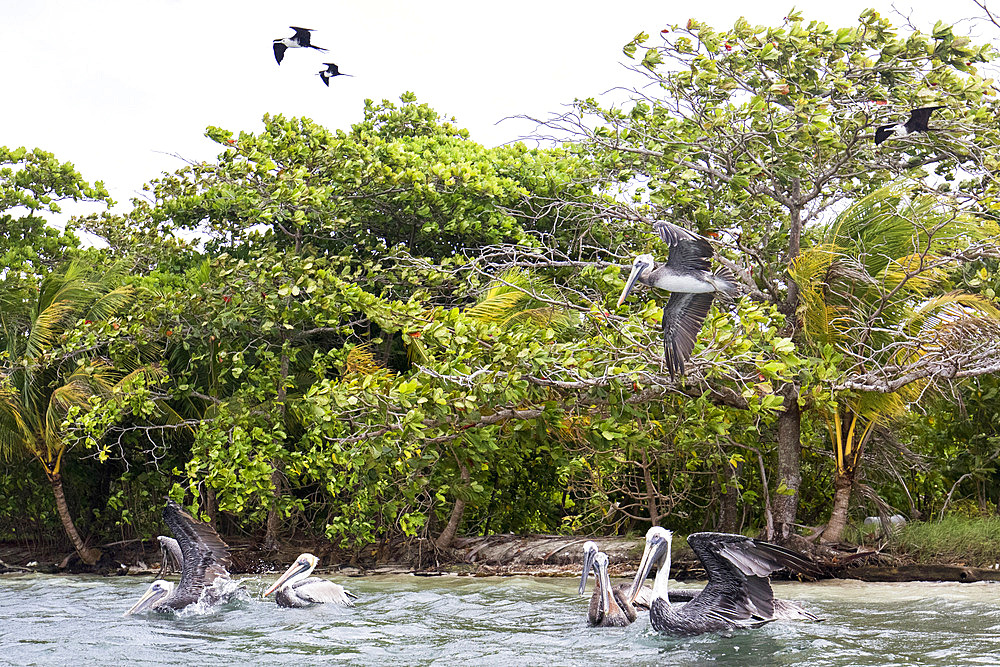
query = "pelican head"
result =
(125, 579, 174, 616)
(579, 541, 599, 594)
(617, 254, 655, 307)
(263, 552, 319, 597)
(593, 551, 613, 607)
(628, 527, 673, 605)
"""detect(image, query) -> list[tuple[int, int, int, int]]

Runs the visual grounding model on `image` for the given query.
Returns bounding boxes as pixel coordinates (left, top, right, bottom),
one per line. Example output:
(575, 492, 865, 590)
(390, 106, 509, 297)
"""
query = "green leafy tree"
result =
(530, 9, 1000, 540)
(0, 146, 112, 292)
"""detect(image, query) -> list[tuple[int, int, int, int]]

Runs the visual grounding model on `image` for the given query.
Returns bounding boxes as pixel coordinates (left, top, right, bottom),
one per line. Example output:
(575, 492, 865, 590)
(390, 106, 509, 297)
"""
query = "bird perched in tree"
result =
(617, 220, 738, 379)
(874, 106, 944, 145)
(273, 27, 327, 65)
(318, 63, 351, 86)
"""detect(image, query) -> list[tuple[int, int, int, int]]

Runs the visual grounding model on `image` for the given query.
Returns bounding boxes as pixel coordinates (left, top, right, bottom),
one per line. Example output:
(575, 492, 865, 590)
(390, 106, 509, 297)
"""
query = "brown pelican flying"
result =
(263, 553, 357, 608)
(617, 220, 737, 378)
(125, 500, 235, 615)
(628, 527, 820, 636)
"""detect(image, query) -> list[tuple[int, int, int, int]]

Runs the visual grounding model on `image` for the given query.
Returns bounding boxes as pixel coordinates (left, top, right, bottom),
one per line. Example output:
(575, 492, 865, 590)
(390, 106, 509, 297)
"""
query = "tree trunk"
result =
(204, 485, 218, 529)
(262, 463, 284, 551)
(49, 473, 100, 565)
(772, 183, 804, 544)
(772, 390, 802, 542)
(641, 447, 661, 527)
(263, 350, 290, 551)
(821, 468, 854, 543)
(436, 459, 470, 550)
(718, 461, 741, 534)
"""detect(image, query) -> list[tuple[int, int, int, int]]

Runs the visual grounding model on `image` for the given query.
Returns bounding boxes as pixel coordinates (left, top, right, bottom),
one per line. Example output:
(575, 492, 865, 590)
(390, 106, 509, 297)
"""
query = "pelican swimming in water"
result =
(263, 553, 356, 608)
(125, 500, 235, 615)
(579, 540, 706, 616)
(582, 549, 636, 626)
(617, 220, 738, 378)
(628, 527, 820, 636)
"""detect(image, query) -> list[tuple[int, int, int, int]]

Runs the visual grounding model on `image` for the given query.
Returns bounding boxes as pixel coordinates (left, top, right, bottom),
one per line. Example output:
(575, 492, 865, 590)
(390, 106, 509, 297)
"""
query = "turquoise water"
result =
(1, 574, 999, 666)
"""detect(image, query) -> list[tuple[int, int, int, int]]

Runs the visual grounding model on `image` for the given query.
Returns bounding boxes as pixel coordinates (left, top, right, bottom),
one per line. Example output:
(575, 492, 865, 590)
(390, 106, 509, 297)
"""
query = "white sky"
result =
(1, 0, 989, 230)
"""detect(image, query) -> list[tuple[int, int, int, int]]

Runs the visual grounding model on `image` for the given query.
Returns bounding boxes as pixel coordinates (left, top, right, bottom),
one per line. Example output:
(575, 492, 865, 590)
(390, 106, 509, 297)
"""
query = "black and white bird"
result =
(617, 220, 738, 378)
(318, 63, 351, 86)
(263, 553, 356, 608)
(628, 527, 821, 637)
(273, 27, 327, 65)
(874, 106, 944, 145)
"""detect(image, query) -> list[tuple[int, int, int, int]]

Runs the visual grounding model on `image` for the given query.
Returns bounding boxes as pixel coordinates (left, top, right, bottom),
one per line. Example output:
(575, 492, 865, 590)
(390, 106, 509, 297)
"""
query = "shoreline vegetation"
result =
(5, 516, 1000, 584)
(4, 10, 1000, 584)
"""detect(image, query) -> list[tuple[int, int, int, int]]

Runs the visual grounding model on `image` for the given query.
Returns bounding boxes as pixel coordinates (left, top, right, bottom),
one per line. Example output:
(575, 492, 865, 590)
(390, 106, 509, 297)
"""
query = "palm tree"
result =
(790, 184, 1000, 543)
(0, 262, 141, 565)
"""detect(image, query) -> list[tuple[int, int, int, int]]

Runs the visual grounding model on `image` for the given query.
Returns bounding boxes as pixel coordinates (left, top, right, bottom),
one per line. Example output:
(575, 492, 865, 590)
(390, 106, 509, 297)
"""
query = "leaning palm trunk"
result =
(49, 472, 100, 565)
(436, 458, 470, 550)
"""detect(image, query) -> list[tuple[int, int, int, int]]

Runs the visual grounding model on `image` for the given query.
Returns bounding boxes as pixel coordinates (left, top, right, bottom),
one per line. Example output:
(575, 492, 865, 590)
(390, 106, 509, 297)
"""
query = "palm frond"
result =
(85, 285, 136, 323)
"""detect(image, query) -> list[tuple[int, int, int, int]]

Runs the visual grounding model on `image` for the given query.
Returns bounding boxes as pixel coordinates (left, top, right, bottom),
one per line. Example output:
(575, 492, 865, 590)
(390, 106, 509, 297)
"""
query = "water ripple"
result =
(1, 574, 998, 666)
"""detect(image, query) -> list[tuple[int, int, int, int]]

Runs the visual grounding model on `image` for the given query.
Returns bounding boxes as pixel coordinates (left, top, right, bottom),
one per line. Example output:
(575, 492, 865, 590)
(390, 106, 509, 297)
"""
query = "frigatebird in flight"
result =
(273, 27, 327, 65)
(874, 106, 944, 145)
(318, 63, 351, 86)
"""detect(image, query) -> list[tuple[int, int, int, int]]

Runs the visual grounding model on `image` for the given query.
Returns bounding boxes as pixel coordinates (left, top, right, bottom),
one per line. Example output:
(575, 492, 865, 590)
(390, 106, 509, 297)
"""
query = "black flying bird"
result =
(273, 27, 327, 65)
(874, 106, 944, 145)
(318, 63, 352, 86)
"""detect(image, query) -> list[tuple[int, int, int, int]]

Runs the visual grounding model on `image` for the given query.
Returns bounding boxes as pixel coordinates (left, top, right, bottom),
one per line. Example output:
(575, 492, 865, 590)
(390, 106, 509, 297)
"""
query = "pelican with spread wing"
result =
(617, 220, 738, 378)
(125, 500, 235, 615)
(628, 527, 820, 636)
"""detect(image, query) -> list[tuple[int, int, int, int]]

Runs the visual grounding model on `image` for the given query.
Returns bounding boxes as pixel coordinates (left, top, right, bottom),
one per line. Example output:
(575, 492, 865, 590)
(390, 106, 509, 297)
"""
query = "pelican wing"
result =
(685, 532, 816, 622)
(773, 597, 823, 621)
(293, 577, 357, 606)
(662, 292, 715, 378)
(652, 220, 708, 249)
(163, 500, 231, 601)
(623, 583, 653, 609)
(157, 535, 184, 573)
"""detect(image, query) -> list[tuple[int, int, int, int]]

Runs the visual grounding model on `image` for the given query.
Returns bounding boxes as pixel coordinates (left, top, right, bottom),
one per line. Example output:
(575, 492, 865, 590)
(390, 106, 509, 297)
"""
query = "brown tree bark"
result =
(772, 390, 802, 542)
(435, 459, 470, 550)
(263, 463, 284, 551)
(263, 350, 290, 551)
(771, 182, 804, 544)
(49, 473, 100, 565)
(203, 485, 218, 529)
(821, 468, 855, 543)
(641, 447, 661, 527)
(718, 461, 741, 534)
